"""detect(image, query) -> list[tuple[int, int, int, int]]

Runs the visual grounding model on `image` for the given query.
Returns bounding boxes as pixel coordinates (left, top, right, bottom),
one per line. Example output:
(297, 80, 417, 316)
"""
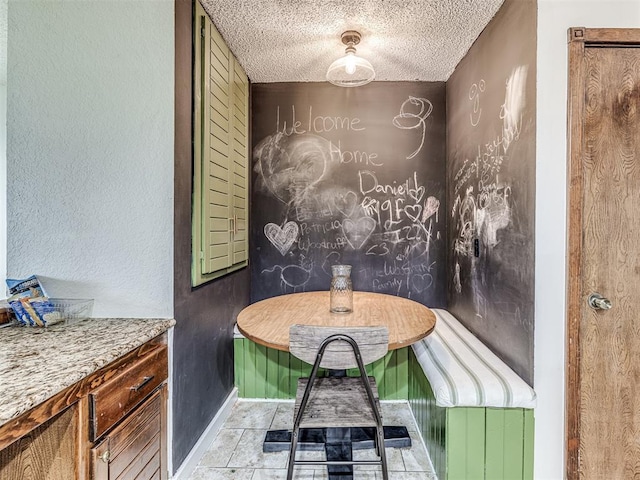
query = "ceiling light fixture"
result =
(326, 31, 375, 87)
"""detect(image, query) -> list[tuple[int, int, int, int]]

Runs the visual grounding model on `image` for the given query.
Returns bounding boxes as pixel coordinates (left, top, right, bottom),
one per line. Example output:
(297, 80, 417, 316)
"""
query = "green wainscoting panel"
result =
(234, 338, 409, 400)
(523, 409, 535, 480)
(447, 408, 486, 480)
(234, 338, 244, 394)
(409, 348, 446, 480)
(265, 346, 279, 398)
(407, 347, 535, 480)
(485, 408, 526, 480)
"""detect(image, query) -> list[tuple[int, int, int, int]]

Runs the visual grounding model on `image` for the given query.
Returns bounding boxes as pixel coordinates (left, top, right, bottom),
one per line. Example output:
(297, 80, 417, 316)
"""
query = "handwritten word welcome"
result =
(275, 105, 365, 136)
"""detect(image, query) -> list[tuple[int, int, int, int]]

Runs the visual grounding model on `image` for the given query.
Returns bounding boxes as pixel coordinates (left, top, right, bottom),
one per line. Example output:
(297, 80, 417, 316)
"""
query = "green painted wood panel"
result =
(234, 338, 244, 396)
(395, 347, 409, 400)
(266, 346, 279, 398)
(244, 342, 258, 398)
(447, 408, 485, 480)
(485, 408, 526, 479)
(234, 339, 409, 400)
(254, 343, 268, 398)
(523, 409, 535, 480)
(408, 348, 446, 480)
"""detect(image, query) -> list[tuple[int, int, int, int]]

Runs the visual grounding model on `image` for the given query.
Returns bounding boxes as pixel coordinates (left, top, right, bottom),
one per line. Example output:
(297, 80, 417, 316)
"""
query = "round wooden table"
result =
(237, 291, 436, 352)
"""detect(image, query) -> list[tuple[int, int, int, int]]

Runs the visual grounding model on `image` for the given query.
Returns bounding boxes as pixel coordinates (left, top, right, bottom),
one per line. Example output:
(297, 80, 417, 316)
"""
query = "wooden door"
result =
(567, 28, 640, 479)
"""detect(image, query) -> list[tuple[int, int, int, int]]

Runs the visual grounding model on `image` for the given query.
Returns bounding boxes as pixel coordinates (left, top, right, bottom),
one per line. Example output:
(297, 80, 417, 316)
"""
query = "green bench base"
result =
(233, 337, 410, 400)
(408, 348, 534, 480)
(234, 338, 534, 479)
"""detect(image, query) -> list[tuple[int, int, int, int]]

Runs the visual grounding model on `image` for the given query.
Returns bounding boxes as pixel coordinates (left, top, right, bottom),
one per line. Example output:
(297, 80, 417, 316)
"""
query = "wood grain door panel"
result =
(580, 46, 640, 479)
(567, 28, 640, 479)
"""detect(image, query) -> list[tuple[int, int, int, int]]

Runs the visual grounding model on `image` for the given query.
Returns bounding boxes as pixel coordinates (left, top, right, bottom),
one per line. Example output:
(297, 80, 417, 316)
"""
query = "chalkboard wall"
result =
(251, 82, 446, 306)
(446, 0, 536, 385)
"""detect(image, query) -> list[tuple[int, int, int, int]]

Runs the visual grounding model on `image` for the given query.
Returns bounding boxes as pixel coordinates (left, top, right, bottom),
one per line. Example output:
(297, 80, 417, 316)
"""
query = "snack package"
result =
(9, 299, 32, 326)
(6, 276, 56, 326)
(6, 275, 47, 297)
(30, 297, 62, 326)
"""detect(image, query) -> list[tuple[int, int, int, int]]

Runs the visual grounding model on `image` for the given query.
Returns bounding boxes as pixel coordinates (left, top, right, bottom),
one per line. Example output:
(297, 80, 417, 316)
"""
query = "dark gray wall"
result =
(173, 0, 250, 470)
(446, 0, 537, 384)
(251, 82, 447, 307)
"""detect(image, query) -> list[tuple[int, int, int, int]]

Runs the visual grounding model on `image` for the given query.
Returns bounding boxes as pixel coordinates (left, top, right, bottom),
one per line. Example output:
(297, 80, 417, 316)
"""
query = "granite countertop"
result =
(0, 317, 175, 428)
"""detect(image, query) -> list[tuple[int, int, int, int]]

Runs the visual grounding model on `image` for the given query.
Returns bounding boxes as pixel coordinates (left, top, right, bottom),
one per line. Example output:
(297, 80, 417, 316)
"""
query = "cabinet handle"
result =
(100, 450, 111, 463)
(229, 217, 235, 234)
(234, 214, 239, 234)
(130, 375, 154, 392)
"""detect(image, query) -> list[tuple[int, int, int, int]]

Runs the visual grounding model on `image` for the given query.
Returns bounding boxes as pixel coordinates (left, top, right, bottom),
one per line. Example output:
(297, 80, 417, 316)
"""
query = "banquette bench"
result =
(234, 308, 535, 480)
(409, 309, 535, 480)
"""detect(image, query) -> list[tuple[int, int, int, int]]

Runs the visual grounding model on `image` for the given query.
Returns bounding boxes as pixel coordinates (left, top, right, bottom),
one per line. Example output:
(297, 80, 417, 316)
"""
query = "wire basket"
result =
(9, 298, 94, 326)
(48, 298, 94, 325)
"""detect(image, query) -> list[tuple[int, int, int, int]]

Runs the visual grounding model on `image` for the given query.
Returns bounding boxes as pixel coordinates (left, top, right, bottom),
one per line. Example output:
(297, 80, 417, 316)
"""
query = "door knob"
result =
(588, 293, 612, 310)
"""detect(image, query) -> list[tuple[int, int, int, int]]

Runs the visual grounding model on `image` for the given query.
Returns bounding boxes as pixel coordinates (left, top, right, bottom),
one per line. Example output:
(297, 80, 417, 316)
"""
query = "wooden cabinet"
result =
(0, 335, 169, 480)
(0, 404, 79, 480)
(91, 387, 167, 480)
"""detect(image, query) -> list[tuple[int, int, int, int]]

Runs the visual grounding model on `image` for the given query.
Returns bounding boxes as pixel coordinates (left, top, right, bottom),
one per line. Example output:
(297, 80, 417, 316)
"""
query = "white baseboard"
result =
(171, 387, 238, 479)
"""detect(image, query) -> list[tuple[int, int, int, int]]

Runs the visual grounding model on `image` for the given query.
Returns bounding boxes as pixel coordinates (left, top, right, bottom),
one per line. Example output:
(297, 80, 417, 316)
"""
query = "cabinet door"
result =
(90, 386, 167, 480)
(0, 404, 78, 480)
(91, 437, 110, 480)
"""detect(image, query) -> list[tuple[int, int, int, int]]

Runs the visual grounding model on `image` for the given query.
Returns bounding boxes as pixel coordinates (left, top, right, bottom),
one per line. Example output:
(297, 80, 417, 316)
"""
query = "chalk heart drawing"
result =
(411, 274, 434, 293)
(264, 221, 299, 256)
(404, 204, 423, 223)
(342, 217, 376, 250)
(408, 185, 425, 203)
(334, 191, 358, 218)
(422, 196, 440, 222)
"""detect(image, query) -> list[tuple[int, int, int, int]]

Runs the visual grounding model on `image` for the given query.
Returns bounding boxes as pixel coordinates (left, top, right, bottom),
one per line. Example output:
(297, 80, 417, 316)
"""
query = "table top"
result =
(237, 291, 436, 352)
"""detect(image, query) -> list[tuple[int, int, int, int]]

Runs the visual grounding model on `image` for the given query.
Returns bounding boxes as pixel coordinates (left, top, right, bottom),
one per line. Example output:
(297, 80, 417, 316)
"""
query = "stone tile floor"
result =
(189, 400, 437, 479)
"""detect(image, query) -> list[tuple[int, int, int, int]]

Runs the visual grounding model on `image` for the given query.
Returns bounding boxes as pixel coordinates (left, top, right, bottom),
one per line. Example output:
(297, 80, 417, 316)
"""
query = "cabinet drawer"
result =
(90, 345, 167, 440)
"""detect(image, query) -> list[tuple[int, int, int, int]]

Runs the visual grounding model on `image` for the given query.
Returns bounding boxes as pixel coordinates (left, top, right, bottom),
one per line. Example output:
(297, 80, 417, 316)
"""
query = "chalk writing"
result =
(275, 105, 366, 136)
(330, 141, 381, 167)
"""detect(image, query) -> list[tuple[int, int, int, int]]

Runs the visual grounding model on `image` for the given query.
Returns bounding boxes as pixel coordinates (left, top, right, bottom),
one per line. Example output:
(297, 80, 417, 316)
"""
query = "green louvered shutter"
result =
(192, 2, 249, 286)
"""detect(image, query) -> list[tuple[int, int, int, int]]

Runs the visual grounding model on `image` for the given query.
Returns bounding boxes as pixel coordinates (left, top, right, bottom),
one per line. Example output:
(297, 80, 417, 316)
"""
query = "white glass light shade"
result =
(326, 53, 375, 87)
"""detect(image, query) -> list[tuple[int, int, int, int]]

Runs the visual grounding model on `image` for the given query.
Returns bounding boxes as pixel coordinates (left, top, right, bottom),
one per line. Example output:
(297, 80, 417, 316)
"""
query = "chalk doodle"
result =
(254, 133, 330, 208)
(469, 79, 486, 127)
(264, 221, 299, 256)
(500, 66, 528, 153)
(261, 258, 313, 292)
(422, 196, 440, 222)
(392, 97, 433, 159)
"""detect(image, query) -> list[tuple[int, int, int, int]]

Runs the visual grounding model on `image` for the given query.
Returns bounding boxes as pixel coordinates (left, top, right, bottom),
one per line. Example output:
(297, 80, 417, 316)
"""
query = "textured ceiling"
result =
(201, 0, 505, 83)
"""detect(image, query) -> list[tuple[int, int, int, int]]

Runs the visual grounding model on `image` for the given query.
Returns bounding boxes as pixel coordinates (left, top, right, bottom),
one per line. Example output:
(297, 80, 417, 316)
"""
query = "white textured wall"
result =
(6, 0, 174, 317)
(535, 1, 640, 479)
(0, 0, 7, 280)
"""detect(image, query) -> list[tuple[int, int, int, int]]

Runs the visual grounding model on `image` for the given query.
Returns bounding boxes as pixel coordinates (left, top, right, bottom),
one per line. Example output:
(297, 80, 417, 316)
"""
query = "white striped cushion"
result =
(412, 309, 537, 409)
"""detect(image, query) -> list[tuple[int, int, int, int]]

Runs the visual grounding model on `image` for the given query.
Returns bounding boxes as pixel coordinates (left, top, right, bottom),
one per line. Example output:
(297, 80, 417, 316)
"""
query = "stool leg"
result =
(287, 428, 299, 480)
(378, 426, 388, 480)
